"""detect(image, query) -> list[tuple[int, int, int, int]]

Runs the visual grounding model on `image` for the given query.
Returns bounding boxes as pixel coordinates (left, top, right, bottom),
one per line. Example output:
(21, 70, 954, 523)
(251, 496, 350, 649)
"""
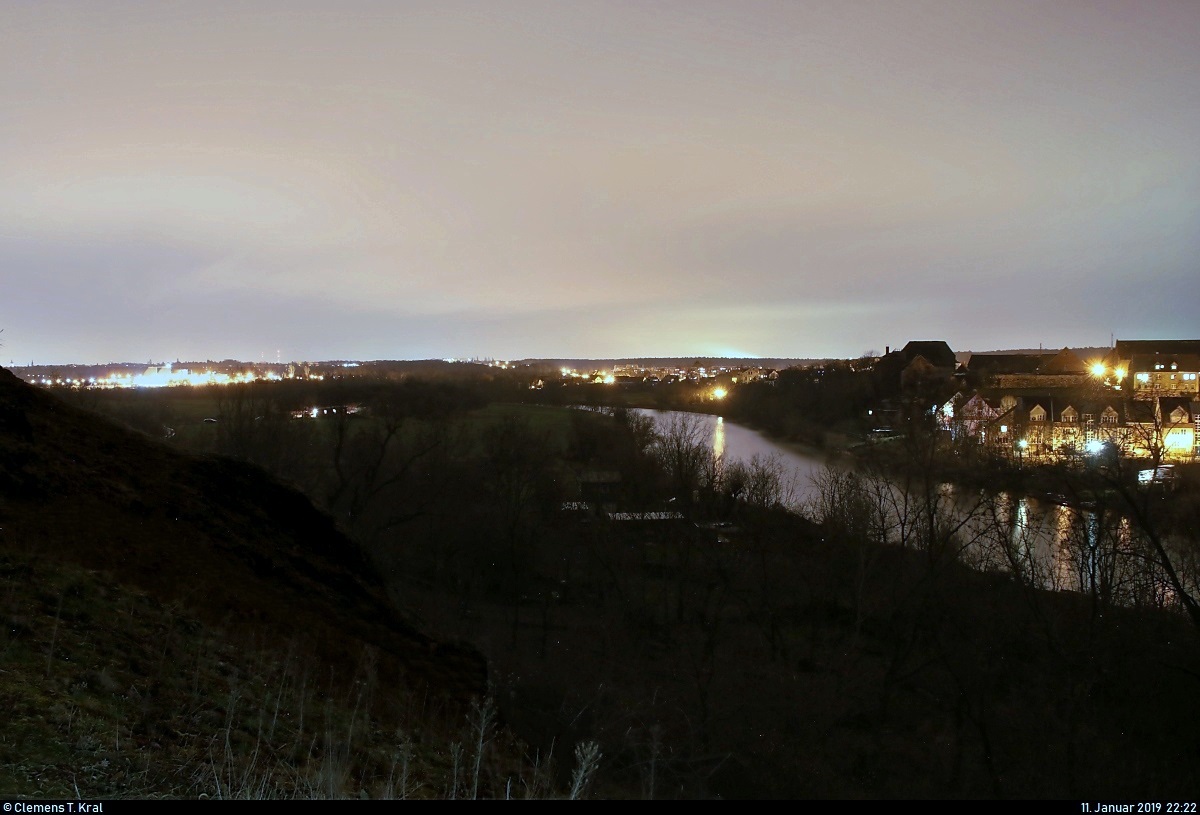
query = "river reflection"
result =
(957, 490, 1084, 592)
(954, 488, 1171, 600)
(631, 408, 1179, 600)
(632, 408, 834, 508)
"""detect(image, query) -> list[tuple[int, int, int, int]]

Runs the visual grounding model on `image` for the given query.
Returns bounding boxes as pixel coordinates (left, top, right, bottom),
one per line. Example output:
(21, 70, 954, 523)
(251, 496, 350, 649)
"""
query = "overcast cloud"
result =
(2, 1, 1197, 363)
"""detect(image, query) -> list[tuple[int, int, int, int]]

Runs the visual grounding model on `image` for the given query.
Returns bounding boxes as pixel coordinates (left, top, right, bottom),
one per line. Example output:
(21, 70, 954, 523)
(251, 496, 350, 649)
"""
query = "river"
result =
(631, 408, 1183, 604)
(630, 408, 835, 509)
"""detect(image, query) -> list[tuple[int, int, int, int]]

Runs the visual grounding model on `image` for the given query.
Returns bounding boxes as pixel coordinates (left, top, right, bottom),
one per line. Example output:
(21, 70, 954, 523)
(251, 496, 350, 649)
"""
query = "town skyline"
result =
(9, 339, 1122, 370)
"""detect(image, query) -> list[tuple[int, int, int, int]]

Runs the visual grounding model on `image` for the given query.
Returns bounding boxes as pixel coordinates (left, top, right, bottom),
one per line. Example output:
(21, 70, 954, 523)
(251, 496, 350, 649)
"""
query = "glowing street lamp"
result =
(712, 387, 727, 400)
(1090, 362, 1107, 378)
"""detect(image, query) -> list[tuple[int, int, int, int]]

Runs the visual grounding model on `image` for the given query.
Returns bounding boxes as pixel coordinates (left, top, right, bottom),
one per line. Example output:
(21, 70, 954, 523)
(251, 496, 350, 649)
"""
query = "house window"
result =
(1000, 424, 1008, 434)
(1137, 372, 1149, 382)
(1101, 412, 1119, 425)
(1083, 414, 1094, 424)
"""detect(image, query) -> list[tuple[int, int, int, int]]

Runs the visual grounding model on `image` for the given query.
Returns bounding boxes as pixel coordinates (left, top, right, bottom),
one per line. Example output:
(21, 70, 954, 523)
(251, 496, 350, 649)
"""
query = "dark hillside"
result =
(0, 366, 536, 798)
(0, 365, 484, 703)
(11, 369, 1200, 799)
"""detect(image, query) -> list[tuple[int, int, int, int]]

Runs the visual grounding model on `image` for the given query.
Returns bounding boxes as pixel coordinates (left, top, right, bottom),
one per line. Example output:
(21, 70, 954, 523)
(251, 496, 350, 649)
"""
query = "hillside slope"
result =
(0, 367, 531, 798)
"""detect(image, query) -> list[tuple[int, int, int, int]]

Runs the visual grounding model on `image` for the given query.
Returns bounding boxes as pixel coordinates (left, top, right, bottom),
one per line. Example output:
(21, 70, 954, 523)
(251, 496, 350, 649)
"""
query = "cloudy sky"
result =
(2, 1, 1197, 364)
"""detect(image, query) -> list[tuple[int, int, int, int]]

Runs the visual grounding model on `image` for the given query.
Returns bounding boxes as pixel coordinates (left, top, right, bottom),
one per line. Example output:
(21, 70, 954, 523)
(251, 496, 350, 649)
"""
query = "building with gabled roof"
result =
(962, 352, 1050, 385)
(1040, 347, 1088, 375)
(981, 347, 1091, 389)
(1125, 353, 1200, 398)
(1100, 339, 1200, 396)
(940, 391, 1022, 446)
(875, 340, 958, 401)
(897, 340, 957, 370)
(1124, 397, 1198, 461)
(941, 388, 1139, 459)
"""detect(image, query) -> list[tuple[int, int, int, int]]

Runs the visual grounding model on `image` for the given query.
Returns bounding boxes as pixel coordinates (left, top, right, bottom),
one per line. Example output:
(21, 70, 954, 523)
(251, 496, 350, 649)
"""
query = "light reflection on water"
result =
(632, 408, 834, 508)
(961, 490, 1179, 601)
(631, 408, 1183, 603)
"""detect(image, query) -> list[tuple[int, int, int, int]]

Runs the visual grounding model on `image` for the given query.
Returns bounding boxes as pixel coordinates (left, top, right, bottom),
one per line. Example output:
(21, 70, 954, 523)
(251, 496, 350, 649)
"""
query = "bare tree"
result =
(650, 413, 714, 512)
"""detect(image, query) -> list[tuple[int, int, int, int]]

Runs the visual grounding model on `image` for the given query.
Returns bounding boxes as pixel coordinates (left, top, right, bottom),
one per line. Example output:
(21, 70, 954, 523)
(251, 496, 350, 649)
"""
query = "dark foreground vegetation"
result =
(4, 363, 1200, 799)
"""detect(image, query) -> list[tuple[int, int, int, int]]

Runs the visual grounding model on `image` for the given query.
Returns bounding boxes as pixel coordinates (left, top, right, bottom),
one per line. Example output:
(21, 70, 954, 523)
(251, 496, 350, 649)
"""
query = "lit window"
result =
(1166, 433, 1191, 451)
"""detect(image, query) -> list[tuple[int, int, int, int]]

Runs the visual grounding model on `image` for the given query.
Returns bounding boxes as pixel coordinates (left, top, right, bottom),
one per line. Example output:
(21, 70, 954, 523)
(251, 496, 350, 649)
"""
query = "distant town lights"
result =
(33, 364, 322, 390)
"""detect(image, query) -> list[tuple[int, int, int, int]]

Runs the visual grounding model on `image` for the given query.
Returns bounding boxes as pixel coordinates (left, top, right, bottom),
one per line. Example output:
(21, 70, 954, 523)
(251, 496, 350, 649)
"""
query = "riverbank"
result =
(573, 396, 1195, 517)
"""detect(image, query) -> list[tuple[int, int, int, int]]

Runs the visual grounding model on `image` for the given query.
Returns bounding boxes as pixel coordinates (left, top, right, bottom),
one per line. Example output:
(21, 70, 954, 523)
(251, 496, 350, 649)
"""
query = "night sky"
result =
(3, 1, 1197, 365)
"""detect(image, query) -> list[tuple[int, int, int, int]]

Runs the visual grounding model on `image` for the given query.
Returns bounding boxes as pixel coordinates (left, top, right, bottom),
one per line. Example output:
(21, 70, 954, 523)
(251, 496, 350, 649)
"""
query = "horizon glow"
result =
(3, 2, 1198, 365)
